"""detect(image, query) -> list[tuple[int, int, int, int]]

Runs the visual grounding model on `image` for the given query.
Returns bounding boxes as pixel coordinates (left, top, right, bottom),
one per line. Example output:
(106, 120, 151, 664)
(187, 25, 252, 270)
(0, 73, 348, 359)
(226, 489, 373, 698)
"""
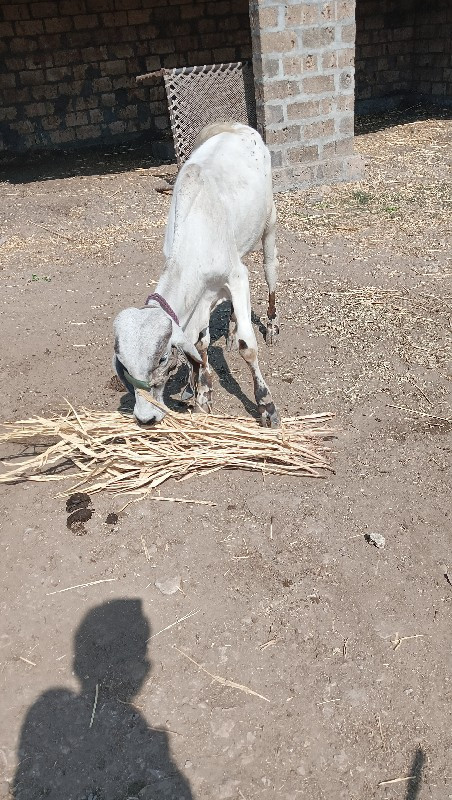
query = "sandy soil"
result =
(0, 107, 451, 800)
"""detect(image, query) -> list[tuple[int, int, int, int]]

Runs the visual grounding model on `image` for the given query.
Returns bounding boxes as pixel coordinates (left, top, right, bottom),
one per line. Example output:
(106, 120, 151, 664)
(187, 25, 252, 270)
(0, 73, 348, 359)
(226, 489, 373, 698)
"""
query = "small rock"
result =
(366, 532, 385, 549)
(105, 512, 119, 526)
(155, 576, 181, 595)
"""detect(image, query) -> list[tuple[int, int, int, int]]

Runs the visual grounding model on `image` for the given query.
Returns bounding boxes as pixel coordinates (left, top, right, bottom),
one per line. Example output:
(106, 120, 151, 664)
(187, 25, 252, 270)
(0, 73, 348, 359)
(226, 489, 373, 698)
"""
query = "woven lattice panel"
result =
(163, 62, 256, 166)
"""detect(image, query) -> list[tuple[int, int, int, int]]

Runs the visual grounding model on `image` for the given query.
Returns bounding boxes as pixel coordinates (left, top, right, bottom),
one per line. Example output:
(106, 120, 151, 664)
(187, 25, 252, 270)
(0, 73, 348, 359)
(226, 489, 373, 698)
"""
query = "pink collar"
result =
(144, 292, 179, 326)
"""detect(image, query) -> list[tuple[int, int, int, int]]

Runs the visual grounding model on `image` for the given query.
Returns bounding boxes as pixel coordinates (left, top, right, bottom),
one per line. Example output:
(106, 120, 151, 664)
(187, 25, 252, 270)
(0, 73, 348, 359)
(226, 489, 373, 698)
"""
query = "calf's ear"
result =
(171, 323, 202, 364)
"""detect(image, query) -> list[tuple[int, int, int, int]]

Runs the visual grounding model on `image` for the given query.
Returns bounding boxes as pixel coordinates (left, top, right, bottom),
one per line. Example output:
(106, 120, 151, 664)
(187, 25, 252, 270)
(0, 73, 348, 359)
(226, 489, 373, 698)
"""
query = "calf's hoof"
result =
(194, 391, 212, 414)
(265, 321, 279, 346)
(259, 404, 280, 428)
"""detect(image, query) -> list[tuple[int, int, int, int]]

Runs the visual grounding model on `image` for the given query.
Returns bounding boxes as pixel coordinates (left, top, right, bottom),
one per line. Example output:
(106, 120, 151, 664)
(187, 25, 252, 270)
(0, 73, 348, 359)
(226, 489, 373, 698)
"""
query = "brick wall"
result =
(251, 0, 363, 192)
(412, 0, 452, 102)
(355, 0, 413, 105)
(0, 0, 252, 153)
(356, 0, 452, 109)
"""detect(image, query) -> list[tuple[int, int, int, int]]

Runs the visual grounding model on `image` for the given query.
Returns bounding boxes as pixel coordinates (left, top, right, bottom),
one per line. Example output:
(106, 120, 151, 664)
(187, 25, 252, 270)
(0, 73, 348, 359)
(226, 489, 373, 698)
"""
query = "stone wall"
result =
(251, 0, 363, 191)
(0, 0, 252, 153)
(355, 0, 452, 109)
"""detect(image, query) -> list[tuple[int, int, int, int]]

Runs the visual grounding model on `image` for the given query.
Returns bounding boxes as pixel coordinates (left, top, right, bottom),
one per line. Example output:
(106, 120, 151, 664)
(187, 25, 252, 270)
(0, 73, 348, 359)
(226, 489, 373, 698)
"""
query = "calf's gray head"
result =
(113, 305, 201, 424)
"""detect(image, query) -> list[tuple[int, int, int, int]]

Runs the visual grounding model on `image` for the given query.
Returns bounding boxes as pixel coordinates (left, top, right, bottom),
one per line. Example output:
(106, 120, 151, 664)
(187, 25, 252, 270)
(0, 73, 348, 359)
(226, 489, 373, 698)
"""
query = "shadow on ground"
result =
(405, 746, 425, 800)
(0, 139, 173, 185)
(12, 599, 193, 800)
(355, 101, 452, 136)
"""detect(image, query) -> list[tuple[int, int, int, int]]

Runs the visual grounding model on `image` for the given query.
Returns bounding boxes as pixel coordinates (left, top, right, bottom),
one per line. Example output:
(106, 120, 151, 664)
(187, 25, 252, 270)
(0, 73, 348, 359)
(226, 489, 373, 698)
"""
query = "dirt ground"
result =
(1, 107, 451, 800)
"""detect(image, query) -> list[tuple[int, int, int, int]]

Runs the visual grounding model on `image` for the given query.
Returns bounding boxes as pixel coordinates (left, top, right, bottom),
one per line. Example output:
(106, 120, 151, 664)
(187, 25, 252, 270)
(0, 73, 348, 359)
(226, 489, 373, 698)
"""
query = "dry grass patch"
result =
(0, 397, 335, 496)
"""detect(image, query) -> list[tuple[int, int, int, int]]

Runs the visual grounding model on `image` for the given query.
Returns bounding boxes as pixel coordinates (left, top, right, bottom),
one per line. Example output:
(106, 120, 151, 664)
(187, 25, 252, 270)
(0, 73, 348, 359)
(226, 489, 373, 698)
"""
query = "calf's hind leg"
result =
(230, 267, 280, 428)
(262, 201, 279, 346)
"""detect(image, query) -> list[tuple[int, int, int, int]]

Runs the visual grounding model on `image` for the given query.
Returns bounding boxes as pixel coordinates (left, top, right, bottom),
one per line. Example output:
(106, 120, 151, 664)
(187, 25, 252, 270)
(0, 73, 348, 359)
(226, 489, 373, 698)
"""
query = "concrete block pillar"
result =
(249, 0, 364, 191)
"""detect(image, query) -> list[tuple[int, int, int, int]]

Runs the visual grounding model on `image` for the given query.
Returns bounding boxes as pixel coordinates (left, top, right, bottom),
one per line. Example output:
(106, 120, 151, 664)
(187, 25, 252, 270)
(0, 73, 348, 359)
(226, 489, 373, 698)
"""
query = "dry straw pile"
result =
(0, 393, 334, 496)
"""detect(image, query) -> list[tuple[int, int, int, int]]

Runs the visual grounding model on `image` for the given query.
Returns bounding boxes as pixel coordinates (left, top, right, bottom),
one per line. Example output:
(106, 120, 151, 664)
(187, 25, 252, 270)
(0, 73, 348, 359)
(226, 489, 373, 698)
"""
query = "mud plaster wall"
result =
(355, 0, 452, 109)
(0, 0, 252, 154)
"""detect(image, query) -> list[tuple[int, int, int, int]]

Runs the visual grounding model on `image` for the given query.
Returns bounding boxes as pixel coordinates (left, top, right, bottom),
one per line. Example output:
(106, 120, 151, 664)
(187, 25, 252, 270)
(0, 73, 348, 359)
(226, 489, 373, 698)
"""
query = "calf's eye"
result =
(159, 353, 168, 365)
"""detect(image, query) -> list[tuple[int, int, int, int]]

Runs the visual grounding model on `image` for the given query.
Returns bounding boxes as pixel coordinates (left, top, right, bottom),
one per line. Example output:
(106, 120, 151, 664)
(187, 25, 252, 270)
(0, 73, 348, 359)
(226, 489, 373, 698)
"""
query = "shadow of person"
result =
(12, 599, 193, 800)
(405, 746, 425, 800)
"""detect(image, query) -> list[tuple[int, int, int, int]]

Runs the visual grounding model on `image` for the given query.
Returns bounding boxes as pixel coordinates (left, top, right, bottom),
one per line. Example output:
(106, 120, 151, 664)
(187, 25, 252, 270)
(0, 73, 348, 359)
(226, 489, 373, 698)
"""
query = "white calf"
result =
(114, 122, 280, 426)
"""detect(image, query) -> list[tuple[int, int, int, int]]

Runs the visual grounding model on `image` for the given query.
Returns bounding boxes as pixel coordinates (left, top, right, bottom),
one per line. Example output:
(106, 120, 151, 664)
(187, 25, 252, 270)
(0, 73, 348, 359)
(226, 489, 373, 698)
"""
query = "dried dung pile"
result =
(0, 399, 335, 496)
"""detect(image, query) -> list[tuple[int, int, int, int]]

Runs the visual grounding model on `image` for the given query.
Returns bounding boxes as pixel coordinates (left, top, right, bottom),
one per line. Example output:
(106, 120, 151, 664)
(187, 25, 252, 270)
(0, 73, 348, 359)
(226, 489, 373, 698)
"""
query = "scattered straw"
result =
(0, 398, 335, 496)
(46, 578, 117, 596)
(141, 534, 152, 563)
(174, 646, 270, 702)
(391, 633, 427, 651)
(378, 776, 415, 787)
(259, 638, 278, 651)
(407, 375, 433, 405)
(117, 495, 216, 513)
(89, 683, 99, 729)
(31, 221, 75, 241)
(278, 111, 451, 270)
(19, 656, 37, 667)
(317, 698, 341, 705)
(387, 404, 452, 423)
(376, 714, 386, 750)
(147, 609, 200, 641)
